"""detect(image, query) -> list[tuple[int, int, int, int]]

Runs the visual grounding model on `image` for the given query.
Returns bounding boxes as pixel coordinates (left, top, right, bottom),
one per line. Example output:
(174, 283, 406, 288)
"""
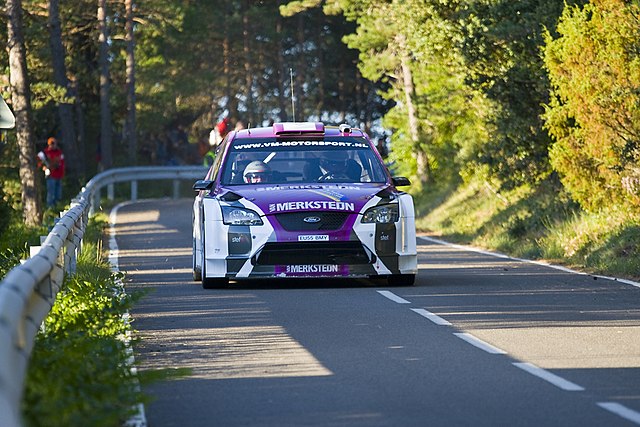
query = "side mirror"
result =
(0, 95, 15, 145)
(0, 95, 15, 130)
(392, 176, 411, 187)
(193, 180, 214, 191)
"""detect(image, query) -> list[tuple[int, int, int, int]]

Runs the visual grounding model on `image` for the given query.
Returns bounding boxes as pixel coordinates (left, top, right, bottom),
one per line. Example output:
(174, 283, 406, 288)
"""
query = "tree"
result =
(543, 0, 640, 211)
(6, 0, 42, 226)
(97, 0, 113, 169)
(395, 33, 428, 181)
(452, 0, 575, 188)
(48, 0, 79, 181)
(124, 0, 137, 164)
(282, 0, 483, 186)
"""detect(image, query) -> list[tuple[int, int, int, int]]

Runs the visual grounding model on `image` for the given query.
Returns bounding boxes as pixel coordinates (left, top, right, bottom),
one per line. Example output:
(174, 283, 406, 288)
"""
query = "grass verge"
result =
(21, 213, 145, 427)
(414, 175, 640, 281)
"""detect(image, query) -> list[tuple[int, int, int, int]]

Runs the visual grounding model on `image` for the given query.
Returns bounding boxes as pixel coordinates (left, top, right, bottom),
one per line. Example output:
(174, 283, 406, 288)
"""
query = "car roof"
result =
(230, 122, 367, 140)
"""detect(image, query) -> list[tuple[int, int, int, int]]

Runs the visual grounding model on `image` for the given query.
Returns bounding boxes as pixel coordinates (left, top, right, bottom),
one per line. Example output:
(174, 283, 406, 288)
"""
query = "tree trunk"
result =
(98, 0, 113, 169)
(338, 60, 346, 123)
(222, 4, 237, 119)
(75, 91, 87, 173)
(48, 0, 79, 181)
(397, 34, 429, 183)
(6, 0, 42, 225)
(124, 0, 137, 164)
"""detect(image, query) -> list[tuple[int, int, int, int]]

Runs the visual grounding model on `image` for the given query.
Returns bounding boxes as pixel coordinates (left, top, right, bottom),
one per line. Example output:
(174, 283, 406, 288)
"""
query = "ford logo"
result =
(303, 216, 321, 223)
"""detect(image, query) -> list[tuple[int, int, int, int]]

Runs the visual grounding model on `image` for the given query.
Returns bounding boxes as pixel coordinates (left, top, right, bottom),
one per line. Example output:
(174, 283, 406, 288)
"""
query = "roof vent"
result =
(339, 124, 352, 134)
(273, 122, 325, 135)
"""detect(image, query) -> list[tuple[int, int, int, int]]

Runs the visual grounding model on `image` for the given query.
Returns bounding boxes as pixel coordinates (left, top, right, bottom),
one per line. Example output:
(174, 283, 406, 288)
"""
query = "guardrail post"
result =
(131, 180, 138, 201)
(173, 180, 180, 199)
(91, 189, 100, 216)
(67, 223, 84, 275)
(64, 229, 78, 275)
(108, 183, 114, 201)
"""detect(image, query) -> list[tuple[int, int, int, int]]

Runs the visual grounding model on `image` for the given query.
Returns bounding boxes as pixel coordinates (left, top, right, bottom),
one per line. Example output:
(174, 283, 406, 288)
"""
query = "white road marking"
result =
(377, 290, 411, 304)
(411, 308, 451, 325)
(597, 402, 640, 425)
(110, 203, 148, 427)
(513, 362, 585, 391)
(453, 332, 507, 354)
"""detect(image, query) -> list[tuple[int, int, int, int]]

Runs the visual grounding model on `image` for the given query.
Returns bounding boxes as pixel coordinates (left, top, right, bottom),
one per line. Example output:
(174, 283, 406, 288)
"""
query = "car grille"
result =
(273, 212, 349, 231)
(254, 242, 371, 265)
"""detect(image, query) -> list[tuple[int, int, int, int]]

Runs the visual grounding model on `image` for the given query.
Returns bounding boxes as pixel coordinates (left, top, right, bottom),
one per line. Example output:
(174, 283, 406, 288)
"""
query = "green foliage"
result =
(543, 0, 640, 212)
(452, 0, 574, 188)
(30, 82, 75, 110)
(417, 175, 639, 280)
(0, 213, 46, 276)
(22, 214, 143, 427)
(312, 0, 487, 187)
(131, 0, 386, 140)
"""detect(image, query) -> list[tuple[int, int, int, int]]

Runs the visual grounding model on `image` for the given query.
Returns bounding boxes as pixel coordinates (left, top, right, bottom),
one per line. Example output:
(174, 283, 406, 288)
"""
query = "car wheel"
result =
(202, 277, 229, 289)
(192, 238, 202, 281)
(387, 274, 415, 287)
(200, 228, 229, 289)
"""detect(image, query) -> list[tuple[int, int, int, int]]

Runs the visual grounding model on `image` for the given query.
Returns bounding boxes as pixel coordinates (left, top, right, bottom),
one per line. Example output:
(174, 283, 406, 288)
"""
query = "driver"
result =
(314, 150, 362, 181)
(243, 160, 272, 183)
(319, 151, 348, 178)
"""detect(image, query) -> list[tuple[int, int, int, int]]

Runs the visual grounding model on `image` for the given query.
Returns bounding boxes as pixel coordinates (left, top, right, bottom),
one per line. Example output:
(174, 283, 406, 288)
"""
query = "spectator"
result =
(209, 117, 230, 147)
(217, 117, 230, 137)
(37, 137, 65, 207)
(203, 143, 217, 168)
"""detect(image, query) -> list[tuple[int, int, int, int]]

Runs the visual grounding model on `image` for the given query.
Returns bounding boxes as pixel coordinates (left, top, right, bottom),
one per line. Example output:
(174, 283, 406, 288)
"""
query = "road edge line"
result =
(110, 202, 148, 427)
(418, 236, 640, 289)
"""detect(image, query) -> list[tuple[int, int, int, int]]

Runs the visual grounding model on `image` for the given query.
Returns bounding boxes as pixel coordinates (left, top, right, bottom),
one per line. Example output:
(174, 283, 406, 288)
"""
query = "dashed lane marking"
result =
(597, 402, 640, 425)
(513, 362, 585, 391)
(410, 308, 451, 326)
(377, 290, 411, 304)
(453, 332, 508, 355)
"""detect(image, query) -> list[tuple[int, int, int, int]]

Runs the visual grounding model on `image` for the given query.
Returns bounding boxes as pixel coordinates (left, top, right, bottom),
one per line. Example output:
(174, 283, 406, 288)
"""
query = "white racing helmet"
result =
(243, 160, 272, 183)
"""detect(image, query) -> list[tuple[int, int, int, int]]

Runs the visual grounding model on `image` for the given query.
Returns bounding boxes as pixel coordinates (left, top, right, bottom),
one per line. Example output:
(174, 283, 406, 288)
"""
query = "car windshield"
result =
(220, 136, 388, 185)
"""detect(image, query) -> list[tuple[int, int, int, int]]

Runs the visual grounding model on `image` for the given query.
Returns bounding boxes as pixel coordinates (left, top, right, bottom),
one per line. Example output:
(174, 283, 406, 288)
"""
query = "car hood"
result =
(219, 183, 394, 215)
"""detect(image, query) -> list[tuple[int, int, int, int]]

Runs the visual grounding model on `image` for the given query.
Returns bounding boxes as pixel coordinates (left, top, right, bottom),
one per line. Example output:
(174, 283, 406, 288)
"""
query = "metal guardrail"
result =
(0, 165, 206, 427)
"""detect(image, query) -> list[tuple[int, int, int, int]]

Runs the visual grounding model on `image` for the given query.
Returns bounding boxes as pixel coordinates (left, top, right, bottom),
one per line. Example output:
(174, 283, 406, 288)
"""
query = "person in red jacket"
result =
(37, 137, 65, 207)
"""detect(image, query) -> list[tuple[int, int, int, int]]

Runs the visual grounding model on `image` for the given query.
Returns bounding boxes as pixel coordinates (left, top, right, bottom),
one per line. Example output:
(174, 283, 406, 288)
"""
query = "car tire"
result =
(192, 238, 202, 281)
(387, 274, 415, 287)
(202, 277, 229, 289)
(200, 228, 229, 289)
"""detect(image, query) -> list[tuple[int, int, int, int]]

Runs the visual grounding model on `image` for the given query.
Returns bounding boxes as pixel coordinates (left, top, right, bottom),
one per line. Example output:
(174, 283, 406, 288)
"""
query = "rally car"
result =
(192, 122, 417, 288)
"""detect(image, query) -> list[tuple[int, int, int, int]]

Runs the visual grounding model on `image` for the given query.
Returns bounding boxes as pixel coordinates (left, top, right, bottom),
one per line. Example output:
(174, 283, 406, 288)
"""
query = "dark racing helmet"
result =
(319, 150, 347, 174)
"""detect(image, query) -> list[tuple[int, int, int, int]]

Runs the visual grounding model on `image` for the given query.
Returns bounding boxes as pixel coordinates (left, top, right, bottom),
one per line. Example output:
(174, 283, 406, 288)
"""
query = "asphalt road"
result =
(113, 199, 640, 427)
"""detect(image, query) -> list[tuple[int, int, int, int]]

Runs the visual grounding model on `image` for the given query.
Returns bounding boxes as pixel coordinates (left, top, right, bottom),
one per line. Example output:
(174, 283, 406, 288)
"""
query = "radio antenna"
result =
(289, 68, 296, 122)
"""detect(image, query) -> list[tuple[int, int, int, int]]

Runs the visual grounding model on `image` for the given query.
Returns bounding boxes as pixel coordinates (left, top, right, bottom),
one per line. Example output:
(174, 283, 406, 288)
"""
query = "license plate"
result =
(298, 234, 329, 242)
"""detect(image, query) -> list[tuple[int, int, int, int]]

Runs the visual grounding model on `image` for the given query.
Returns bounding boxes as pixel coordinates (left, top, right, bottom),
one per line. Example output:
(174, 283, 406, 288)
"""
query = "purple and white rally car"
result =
(192, 122, 417, 288)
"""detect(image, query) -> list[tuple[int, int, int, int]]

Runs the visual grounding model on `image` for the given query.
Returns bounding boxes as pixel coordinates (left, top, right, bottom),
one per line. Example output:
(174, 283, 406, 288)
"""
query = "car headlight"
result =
(361, 204, 399, 224)
(221, 206, 263, 226)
